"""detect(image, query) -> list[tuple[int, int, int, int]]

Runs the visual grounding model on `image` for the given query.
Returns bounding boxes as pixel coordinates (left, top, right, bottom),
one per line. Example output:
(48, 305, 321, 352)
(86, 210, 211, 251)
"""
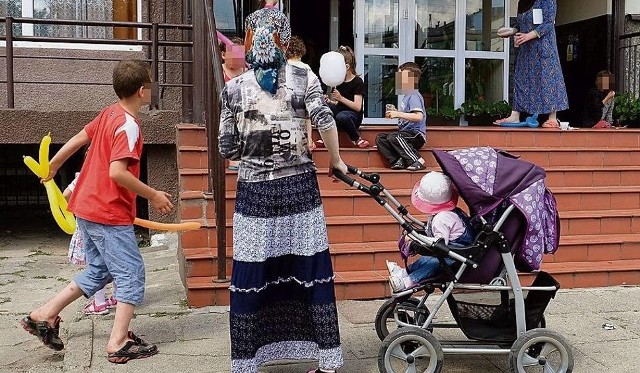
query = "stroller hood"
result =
(433, 147, 560, 272)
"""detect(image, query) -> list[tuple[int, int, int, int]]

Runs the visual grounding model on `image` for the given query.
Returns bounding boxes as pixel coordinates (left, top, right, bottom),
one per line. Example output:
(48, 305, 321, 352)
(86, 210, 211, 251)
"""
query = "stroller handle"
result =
(332, 165, 381, 195)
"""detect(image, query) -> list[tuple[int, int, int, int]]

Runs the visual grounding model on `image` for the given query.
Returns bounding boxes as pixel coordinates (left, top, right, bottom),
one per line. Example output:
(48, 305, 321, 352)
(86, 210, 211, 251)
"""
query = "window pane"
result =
(415, 57, 455, 112)
(364, 55, 398, 118)
(0, 0, 22, 36)
(215, 0, 237, 34)
(466, 0, 505, 52)
(465, 58, 503, 102)
(364, 0, 399, 48)
(415, 0, 455, 50)
(33, 0, 136, 39)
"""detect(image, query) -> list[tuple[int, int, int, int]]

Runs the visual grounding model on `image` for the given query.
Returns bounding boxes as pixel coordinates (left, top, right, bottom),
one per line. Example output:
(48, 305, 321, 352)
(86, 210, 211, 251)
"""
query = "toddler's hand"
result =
(151, 191, 173, 214)
(386, 110, 398, 119)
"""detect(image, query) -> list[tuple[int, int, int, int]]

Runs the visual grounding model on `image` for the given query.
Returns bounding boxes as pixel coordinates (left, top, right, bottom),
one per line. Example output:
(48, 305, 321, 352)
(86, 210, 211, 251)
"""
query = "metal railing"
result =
(0, 17, 194, 120)
(201, 0, 228, 281)
(0, 9, 229, 280)
(620, 31, 640, 98)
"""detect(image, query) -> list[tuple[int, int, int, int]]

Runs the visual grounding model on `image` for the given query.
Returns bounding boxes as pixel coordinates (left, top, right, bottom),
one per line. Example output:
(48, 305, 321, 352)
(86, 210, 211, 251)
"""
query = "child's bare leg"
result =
(106, 301, 135, 353)
(30, 281, 84, 325)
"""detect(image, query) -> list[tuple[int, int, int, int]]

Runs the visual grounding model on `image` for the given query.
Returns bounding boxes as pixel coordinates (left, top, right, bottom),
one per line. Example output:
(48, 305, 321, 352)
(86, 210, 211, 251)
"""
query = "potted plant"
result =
(461, 99, 512, 126)
(614, 93, 640, 128)
(490, 100, 512, 121)
(461, 99, 492, 126)
(427, 106, 462, 126)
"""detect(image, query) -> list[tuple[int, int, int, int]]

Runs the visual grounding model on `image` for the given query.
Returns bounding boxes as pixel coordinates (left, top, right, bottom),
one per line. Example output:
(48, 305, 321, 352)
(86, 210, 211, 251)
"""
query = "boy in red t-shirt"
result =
(20, 60, 173, 364)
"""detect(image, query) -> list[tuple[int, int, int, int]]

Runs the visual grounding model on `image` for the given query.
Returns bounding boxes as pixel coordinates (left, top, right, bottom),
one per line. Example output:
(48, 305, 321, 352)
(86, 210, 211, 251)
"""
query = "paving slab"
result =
(3, 228, 640, 372)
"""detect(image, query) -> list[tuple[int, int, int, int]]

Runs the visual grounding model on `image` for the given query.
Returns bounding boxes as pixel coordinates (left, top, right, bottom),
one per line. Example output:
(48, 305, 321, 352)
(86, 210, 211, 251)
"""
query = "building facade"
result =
(0, 0, 639, 227)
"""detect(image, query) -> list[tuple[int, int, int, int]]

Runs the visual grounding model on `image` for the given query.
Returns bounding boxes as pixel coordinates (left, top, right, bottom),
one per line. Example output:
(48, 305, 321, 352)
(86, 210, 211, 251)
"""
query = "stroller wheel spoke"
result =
(520, 353, 539, 367)
(390, 344, 408, 361)
(543, 364, 558, 373)
(411, 345, 431, 359)
(404, 364, 418, 373)
(539, 342, 558, 358)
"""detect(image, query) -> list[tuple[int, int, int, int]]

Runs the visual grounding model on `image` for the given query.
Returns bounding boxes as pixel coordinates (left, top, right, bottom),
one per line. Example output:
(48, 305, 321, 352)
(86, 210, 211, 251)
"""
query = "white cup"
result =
(559, 121, 570, 130)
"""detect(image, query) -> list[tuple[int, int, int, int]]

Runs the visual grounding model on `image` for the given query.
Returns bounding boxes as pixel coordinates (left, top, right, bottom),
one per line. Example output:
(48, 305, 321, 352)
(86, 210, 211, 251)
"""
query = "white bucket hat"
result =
(411, 172, 459, 214)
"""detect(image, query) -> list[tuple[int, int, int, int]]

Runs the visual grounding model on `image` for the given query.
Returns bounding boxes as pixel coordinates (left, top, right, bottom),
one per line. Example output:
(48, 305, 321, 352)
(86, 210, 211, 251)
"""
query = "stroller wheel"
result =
(378, 328, 443, 373)
(375, 297, 430, 341)
(508, 328, 574, 373)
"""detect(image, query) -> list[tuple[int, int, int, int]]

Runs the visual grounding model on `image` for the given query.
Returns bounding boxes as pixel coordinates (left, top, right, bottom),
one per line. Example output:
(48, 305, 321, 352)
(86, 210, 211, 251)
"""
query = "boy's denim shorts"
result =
(73, 217, 145, 306)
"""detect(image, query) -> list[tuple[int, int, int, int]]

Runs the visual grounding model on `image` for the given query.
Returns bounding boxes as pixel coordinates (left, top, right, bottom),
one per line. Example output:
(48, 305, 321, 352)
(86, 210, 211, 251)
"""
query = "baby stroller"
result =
(333, 147, 574, 373)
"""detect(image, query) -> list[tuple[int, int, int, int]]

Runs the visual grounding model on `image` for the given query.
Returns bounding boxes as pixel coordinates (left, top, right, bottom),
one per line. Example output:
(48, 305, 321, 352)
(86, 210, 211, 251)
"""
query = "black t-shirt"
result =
(335, 76, 365, 113)
(582, 87, 605, 128)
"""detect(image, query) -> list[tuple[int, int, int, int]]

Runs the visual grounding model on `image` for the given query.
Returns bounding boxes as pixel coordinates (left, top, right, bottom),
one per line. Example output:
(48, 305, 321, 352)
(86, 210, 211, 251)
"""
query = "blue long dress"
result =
(513, 0, 569, 114)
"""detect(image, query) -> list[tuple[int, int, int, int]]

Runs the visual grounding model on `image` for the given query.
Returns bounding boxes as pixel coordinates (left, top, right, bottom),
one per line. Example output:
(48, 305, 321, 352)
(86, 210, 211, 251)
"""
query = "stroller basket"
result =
(447, 271, 560, 343)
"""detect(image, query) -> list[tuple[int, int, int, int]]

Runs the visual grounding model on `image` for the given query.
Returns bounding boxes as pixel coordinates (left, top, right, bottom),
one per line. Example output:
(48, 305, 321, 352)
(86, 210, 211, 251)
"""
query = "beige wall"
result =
(556, 0, 609, 26)
(509, 0, 610, 24)
(628, 1, 640, 15)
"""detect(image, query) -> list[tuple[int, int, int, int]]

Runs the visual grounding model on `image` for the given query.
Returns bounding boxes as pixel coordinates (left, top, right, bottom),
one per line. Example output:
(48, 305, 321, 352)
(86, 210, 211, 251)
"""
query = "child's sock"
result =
(94, 287, 107, 306)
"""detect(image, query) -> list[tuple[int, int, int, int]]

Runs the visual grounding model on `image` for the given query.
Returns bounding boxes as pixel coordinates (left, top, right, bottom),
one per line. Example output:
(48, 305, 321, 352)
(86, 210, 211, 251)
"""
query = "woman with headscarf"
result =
(219, 6, 345, 373)
(495, 0, 569, 127)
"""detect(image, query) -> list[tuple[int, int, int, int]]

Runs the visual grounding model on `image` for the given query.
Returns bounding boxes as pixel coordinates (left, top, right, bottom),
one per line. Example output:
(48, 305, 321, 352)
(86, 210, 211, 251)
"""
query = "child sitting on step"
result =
(387, 171, 475, 292)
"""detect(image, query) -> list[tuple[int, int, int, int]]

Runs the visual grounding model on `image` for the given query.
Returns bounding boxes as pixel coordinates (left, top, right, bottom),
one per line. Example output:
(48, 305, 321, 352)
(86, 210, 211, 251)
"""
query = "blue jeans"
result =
(73, 217, 145, 305)
(328, 103, 362, 141)
(407, 256, 455, 284)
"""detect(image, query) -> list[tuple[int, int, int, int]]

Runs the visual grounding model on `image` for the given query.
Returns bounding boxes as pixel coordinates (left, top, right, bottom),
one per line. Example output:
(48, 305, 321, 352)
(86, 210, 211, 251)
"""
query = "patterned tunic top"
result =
(219, 64, 335, 182)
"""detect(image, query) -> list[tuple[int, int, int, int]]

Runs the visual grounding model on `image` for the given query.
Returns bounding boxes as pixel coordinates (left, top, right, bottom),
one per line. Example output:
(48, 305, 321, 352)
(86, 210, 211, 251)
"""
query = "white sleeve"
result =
(67, 172, 80, 193)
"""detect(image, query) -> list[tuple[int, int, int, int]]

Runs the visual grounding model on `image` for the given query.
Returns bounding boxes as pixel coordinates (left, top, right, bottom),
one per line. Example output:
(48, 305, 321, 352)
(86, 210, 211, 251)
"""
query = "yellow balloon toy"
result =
(25, 134, 201, 234)
(24, 133, 76, 235)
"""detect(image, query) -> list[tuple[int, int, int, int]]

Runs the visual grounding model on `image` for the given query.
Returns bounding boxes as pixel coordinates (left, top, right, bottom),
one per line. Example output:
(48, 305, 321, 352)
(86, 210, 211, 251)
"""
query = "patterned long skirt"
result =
(229, 172, 343, 373)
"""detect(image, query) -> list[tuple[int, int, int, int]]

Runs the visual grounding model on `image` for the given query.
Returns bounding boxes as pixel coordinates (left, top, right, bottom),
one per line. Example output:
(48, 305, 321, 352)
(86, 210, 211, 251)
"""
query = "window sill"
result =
(0, 40, 144, 51)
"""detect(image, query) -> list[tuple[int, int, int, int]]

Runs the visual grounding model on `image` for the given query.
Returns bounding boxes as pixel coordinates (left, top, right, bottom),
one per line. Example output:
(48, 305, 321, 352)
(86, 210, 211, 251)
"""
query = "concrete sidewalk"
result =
(1, 230, 639, 373)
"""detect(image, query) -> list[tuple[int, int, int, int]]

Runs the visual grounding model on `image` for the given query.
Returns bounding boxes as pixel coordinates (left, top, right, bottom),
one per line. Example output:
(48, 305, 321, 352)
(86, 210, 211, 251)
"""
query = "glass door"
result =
(355, 0, 510, 123)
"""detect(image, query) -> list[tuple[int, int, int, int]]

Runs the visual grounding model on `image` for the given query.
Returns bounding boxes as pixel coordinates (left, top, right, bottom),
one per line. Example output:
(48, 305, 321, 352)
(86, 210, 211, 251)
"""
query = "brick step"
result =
(184, 259, 640, 306)
(355, 126, 640, 149)
(181, 232, 640, 277)
(178, 145, 640, 172)
(177, 123, 640, 151)
(178, 186, 640, 221)
(212, 166, 640, 192)
(309, 147, 640, 169)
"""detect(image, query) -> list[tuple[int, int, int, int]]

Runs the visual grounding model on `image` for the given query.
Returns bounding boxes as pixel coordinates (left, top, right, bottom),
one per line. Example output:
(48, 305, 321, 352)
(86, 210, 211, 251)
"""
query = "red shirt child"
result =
(68, 104, 143, 225)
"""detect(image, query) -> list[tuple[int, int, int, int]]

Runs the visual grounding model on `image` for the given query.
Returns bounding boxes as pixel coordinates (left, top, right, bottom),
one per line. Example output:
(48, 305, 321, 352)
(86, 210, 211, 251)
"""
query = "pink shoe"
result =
(105, 296, 118, 309)
(83, 300, 109, 315)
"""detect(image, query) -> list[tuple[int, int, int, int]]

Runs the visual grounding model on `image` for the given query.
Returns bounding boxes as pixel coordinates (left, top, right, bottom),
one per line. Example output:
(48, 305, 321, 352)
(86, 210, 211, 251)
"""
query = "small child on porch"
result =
(376, 62, 427, 171)
(286, 35, 315, 152)
(386, 172, 475, 292)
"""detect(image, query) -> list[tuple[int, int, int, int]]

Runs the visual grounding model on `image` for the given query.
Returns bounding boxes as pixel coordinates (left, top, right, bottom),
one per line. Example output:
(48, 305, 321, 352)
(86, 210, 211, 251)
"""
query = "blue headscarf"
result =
(244, 7, 291, 94)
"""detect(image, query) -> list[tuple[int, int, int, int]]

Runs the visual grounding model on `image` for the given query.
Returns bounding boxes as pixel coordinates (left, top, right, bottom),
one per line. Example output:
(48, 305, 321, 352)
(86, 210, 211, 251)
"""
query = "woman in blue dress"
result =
(219, 5, 346, 373)
(495, 0, 569, 127)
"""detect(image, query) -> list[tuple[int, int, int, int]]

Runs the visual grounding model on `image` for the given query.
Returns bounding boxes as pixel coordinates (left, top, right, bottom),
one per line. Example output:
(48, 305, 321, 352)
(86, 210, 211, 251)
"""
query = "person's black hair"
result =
(517, 0, 536, 14)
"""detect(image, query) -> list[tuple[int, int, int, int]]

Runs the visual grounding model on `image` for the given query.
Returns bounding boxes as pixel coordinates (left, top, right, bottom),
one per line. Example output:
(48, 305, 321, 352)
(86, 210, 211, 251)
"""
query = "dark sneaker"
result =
(390, 159, 405, 170)
(108, 340, 158, 364)
(406, 161, 426, 171)
(20, 315, 64, 351)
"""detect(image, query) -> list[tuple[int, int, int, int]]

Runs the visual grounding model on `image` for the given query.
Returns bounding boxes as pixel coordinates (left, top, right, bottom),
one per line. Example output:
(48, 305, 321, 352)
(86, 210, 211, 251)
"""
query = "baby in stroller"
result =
(386, 171, 476, 292)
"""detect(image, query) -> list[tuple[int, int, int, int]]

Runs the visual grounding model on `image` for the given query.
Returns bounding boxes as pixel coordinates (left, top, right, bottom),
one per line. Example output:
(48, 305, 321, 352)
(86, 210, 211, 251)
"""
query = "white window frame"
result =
(0, 0, 143, 50)
(355, 0, 510, 123)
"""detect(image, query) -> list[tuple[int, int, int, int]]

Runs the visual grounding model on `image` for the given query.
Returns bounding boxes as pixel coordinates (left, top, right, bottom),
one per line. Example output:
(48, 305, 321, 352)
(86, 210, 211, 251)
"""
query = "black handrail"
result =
(202, 0, 228, 282)
(620, 31, 640, 40)
(1, 16, 194, 114)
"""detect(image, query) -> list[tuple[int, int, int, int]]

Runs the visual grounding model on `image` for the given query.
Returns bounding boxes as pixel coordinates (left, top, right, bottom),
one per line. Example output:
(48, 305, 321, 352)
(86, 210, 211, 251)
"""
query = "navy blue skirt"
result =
(229, 172, 343, 373)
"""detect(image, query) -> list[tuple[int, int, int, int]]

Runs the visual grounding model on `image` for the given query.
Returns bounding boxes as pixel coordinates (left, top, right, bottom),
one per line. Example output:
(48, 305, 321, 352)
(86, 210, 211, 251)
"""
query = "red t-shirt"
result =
(68, 103, 143, 225)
